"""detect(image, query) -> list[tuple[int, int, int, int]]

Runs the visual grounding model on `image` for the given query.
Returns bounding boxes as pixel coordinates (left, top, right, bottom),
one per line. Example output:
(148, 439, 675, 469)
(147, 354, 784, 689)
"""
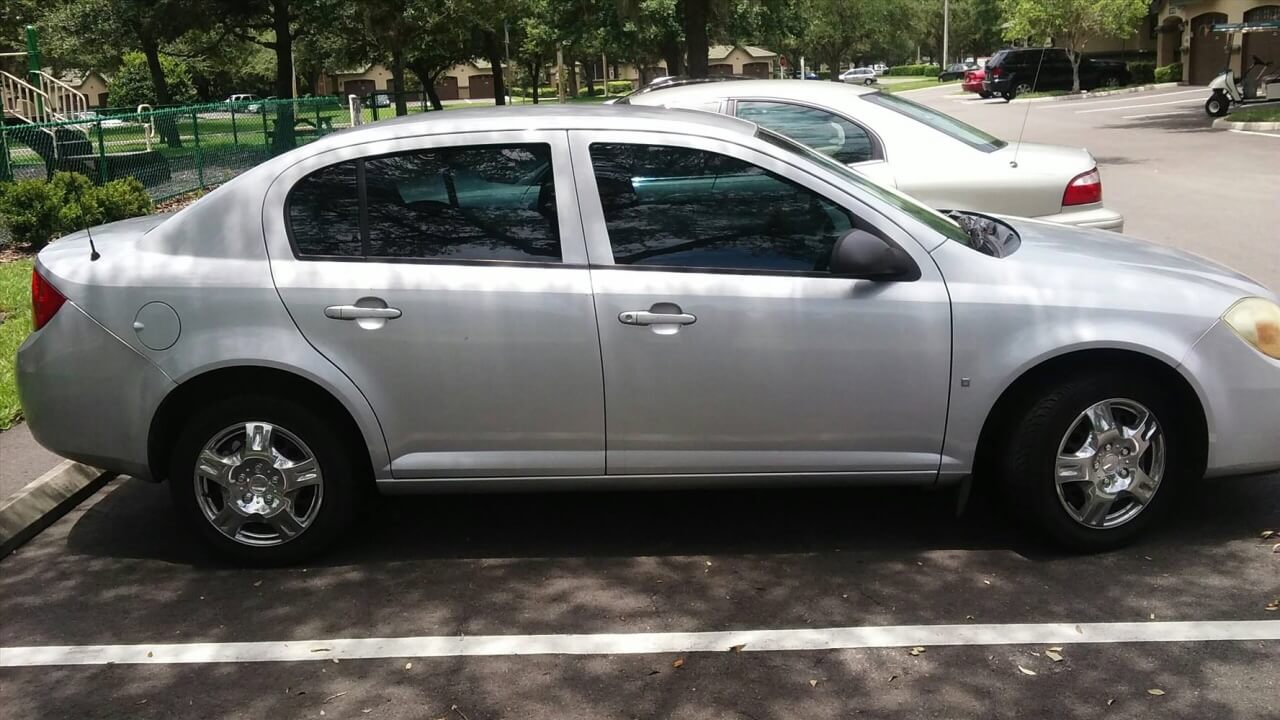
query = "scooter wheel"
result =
(1205, 94, 1230, 117)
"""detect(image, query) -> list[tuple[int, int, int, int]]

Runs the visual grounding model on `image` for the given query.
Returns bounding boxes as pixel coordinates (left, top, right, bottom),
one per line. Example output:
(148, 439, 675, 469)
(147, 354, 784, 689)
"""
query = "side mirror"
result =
(829, 229, 918, 280)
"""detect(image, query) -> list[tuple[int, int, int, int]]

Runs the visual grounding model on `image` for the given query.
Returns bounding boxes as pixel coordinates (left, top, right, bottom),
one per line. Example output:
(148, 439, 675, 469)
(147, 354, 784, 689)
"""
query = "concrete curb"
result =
(1212, 117, 1280, 131)
(1009, 82, 1182, 104)
(0, 460, 114, 559)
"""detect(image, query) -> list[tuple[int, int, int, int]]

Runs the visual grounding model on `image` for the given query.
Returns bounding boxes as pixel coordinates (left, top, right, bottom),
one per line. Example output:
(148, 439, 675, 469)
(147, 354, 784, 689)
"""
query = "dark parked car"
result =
(983, 48, 1130, 100)
(939, 63, 977, 82)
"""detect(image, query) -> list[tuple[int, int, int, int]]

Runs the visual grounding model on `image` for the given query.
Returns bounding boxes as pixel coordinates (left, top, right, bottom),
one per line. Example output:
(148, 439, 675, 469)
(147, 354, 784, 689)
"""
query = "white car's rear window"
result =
(861, 92, 1008, 153)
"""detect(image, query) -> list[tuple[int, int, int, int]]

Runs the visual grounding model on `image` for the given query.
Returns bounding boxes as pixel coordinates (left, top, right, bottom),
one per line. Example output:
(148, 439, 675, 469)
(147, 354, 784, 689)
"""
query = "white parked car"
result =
(873, 63, 889, 76)
(840, 67, 879, 85)
(621, 79, 1124, 230)
(69, 111, 127, 128)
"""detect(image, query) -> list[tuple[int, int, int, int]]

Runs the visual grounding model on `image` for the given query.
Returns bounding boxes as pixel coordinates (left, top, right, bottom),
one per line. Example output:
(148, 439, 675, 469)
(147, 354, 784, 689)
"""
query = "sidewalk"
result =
(0, 422, 60, 501)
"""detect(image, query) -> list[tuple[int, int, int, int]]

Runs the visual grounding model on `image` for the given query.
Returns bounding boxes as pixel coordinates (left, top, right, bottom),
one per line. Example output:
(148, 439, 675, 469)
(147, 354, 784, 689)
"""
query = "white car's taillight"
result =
(1063, 168, 1102, 206)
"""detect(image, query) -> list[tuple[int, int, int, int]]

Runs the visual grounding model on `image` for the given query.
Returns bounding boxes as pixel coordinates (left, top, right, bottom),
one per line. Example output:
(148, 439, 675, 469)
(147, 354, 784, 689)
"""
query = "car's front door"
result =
(568, 130, 952, 479)
(263, 132, 605, 479)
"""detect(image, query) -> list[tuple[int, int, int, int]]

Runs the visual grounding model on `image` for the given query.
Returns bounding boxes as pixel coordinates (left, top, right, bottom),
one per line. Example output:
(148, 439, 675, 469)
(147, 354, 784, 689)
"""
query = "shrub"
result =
(886, 64, 941, 76)
(0, 173, 153, 249)
(1128, 61, 1156, 84)
(1154, 62, 1182, 83)
(109, 51, 198, 109)
(607, 80, 634, 93)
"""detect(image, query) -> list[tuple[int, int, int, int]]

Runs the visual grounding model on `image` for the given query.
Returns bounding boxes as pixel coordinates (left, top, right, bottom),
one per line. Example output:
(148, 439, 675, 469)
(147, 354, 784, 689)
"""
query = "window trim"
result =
(727, 97, 887, 163)
(280, 136, 578, 268)
(568, 130, 922, 281)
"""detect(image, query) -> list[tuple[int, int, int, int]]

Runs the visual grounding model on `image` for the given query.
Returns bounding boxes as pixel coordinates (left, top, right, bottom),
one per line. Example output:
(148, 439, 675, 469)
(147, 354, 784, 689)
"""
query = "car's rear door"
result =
(263, 131, 605, 480)
(568, 129, 952, 479)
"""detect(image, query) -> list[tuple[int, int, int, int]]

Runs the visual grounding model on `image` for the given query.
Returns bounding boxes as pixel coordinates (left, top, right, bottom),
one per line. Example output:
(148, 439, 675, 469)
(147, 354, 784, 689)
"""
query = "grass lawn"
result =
(1018, 83, 1147, 100)
(1229, 105, 1280, 122)
(882, 79, 960, 94)
(0, 258, 32, 429)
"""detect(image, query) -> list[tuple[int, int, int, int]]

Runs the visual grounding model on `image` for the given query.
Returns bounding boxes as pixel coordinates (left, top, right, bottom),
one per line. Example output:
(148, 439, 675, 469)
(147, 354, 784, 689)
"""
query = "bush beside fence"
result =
(1154, 63, 1183, 83)
(1127, 61, 1156, 84)
(886, 64, 941, 76)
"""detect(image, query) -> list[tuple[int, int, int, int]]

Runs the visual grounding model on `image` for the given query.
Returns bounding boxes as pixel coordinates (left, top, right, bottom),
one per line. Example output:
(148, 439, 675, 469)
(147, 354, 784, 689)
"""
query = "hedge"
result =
(886, 64, 941, 76)
(1128, 61, 1156, 84)
(0, 172, 153, 249)
(1154, 62, 1183, 83)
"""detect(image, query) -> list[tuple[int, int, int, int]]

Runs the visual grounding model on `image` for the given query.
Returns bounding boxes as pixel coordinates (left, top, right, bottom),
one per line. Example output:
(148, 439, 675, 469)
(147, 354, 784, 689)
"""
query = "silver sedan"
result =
(17, 105, 1280, 564)
(621, 79, 1126, 231)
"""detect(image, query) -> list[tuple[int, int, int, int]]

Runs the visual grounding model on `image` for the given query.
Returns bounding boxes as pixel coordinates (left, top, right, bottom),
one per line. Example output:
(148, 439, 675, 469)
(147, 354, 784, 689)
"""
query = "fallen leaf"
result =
(362, 710, 372, 715)
(1017, 665, 1037, 676)
(809, 679, 818, 688)
(966, 615, 975, 620)
(135, 699, 148, 705)
(728, 644, 746, 653)
(332, 658, 339, 664)
(1150, 613, 1156, 620)
(324, 692, 348, 704)
(983, 580, 991, 585)
(404, 662, 412, 670)
(1273, 543, 1280, 554)
(146, 651, 153, 658)
(1265, 601, 1279, 611)
(1045, 649, 1064, 662)
(909, 646, 926, 656)
(253, 580, 263, 587)
(1258, 530, 1275, 539)
(647, 670, 660, 676)
(1147, 688, 1165, 696)
(1107, 699, 1115, 707)
(311, 648, 331, 653)
(888, 674, 897, 683)
(320, 711, 325, 717)
(672, 658, 684, 669)
(705, 561, 712, 566)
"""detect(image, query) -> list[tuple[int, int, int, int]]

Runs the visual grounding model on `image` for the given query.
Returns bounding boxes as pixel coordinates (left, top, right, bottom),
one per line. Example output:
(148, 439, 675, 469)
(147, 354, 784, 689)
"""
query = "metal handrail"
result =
(1, 70, 44, 123)
(36, 71, 87, 121)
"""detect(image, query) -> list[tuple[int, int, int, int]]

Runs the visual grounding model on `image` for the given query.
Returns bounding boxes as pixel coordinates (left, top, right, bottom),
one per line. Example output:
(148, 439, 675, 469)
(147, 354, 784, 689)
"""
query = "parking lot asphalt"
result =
(2, 84, 1279, 719)
(911, 84, 1280, 291)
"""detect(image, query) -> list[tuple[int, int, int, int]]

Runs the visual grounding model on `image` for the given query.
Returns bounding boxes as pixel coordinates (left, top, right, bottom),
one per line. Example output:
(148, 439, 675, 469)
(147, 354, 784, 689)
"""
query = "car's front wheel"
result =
(997, 372, 1196, 551)
(1205, 92, 1230, 117)
(169, 395, 359, 565)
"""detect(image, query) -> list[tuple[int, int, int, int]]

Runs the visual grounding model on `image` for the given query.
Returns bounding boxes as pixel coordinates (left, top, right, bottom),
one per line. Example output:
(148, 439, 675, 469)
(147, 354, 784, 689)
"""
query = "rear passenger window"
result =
(736, 101, 876, 164)
(287, 161, 362, 257)
(287, 143, 561, 262)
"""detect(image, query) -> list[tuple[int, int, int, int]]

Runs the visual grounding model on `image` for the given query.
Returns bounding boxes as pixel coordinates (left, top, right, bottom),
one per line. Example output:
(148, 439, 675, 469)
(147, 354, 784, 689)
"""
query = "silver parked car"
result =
(621, 79, 1125, 231)
(18, 106, 1280, 564)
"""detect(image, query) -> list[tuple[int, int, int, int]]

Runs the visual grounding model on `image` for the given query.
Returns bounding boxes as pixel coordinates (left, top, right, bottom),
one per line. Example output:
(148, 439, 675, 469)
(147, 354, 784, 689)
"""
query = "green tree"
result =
(1000, 0, 1147, 91)
(107, 51, 198, 108)
(802, 0, 905, 80)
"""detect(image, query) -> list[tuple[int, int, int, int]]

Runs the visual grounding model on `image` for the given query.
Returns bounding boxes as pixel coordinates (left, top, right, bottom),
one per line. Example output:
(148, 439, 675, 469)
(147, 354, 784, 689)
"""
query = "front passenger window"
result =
(736, 101, 875, 164)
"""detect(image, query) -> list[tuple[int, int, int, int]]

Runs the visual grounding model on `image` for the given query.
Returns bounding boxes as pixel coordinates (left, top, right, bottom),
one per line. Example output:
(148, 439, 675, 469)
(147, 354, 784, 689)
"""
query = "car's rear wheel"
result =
(997, 372, 1194, 552)
(169, 395, 358, 565)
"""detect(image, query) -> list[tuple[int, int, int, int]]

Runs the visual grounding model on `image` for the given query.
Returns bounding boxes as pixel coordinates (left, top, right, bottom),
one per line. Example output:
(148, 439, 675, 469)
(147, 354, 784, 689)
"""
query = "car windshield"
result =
(861, 91, 1007, 153)
(754, 128, 971, 246)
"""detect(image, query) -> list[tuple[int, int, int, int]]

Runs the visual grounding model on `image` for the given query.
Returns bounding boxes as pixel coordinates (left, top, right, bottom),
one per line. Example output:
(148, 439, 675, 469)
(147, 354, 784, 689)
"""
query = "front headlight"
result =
(1223, 297, 1280, 360)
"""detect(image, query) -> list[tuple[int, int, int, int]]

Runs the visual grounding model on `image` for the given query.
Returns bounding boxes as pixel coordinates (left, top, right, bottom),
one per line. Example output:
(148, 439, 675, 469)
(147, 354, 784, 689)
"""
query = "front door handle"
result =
(619, 310, 697, 326)
(324, 305, 403, 320)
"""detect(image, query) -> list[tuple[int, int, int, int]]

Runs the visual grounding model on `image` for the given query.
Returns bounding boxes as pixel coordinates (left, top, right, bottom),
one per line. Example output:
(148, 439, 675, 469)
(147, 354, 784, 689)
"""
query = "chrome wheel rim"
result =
(1055, 398, 1165, 529)
(1015, 82, 1033, 94)
(193, 422, 323, 547)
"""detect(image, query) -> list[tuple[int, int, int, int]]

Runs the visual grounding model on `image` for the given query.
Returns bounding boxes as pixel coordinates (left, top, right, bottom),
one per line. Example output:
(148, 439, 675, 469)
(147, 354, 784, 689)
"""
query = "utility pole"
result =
(504, 21, 513, 105)
(942, 0, 950, 66)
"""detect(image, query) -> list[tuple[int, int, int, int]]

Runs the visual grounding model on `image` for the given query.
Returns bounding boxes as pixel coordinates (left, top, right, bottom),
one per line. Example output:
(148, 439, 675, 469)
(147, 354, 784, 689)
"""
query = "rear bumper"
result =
(962, 81, 985, 93)
(1180, 320, 1280, 478)
(16, 301, 174, 480)
(1037, 206, 1125, 232)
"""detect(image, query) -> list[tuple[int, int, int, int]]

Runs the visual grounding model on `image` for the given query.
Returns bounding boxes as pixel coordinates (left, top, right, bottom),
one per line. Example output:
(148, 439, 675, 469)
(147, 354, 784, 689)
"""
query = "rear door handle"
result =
(324, 305, 403, 320)
(619, 310, 697, 326)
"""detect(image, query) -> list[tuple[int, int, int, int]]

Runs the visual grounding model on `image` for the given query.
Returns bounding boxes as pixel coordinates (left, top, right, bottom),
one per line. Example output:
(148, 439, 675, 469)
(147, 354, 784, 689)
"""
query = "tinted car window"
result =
(861, 92, 1007, 152)
(736, 100, 876, 164)
(363, 144, 559, 261)
(289, 144, 560, 262)
(288, 161, 363, 257)
(589, 143, 854, 273)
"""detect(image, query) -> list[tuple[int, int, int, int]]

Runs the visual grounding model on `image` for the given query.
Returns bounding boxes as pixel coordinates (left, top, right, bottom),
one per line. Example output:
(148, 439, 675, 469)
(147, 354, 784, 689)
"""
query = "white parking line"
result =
(1122, 110, 1196, 120)
(2, 620, 1276, 667)
(1053, 88, 1204, 108)
(1230, 128, 1280, 138)
(1076, 97, 1202, 114)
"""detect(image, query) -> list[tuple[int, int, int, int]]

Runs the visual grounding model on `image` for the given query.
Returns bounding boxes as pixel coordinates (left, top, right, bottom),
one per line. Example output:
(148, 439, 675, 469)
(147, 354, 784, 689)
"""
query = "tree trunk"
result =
(527, 60, 540, 104)
(140, 36, 181, 148)
(270, 0, 296, 154)
(424, 81, 443, 110)
(568, 60, 578, 97)
(391, 47, 408, 116)
(1069, 50, 1081, 93)
(483, 31, 506, 105)
(584, 61, 595, 96)
(409, 62, 445, 110)
(683, 0, 709, 77)
(661, 37, 684, 76)
(829, 54, 842, 81)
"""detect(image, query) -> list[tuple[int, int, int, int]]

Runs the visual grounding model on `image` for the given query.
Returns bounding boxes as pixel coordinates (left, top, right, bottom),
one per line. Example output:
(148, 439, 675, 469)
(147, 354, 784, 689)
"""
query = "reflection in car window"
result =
(589, 143, 854, 273)
(363, 145, 559, 261)
(736, 101, 875, 164)
(861, 91, 1007, 153)
(753, 128, 972, 245)
(287, 144, 560, 262)
(287, 160, 363, 257)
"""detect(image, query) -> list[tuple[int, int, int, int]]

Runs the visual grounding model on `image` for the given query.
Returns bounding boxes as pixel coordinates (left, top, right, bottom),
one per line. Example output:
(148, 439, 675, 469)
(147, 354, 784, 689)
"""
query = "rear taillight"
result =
(1062, 168, 1103, 207)
(990, 67, 1003, 78)
(31, 268, 66, 331)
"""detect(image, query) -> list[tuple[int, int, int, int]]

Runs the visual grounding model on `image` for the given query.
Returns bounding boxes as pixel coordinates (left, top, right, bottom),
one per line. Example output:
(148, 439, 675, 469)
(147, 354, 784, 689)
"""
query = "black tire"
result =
(979, 91, 993, 99)
(1205, 93, 1230, 117)
(996, 371, 1198, 552)
(169, 394, 360, 566)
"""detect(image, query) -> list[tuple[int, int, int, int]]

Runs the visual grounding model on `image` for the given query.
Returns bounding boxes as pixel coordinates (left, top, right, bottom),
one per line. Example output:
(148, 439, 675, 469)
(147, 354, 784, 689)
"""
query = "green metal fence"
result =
(1, 96, 368, 201)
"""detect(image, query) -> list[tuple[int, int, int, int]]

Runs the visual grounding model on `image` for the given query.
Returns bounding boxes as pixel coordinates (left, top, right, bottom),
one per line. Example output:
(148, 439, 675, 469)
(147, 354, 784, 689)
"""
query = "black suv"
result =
(983, 48, 1130, 100)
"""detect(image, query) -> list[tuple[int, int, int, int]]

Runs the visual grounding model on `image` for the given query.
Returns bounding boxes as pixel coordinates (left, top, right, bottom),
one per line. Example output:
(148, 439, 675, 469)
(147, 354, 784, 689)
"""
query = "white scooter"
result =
(1205, 54, 1280, 117)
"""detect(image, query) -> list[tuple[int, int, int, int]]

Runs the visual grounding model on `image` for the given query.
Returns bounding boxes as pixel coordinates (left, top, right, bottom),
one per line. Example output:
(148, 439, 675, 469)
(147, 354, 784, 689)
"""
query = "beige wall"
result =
(76, 73, 109, 107)
(711, 47, 777, 74)
(443, 62, 495, 99)
(1155, 0, 1280, 75)
(1087, 15, 1158, 54)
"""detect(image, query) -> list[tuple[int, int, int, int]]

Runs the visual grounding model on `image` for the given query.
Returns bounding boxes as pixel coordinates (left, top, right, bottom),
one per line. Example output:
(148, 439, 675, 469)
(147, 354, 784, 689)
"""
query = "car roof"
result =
(296, 103, 760, 155)
(620, 78, 880, 106)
